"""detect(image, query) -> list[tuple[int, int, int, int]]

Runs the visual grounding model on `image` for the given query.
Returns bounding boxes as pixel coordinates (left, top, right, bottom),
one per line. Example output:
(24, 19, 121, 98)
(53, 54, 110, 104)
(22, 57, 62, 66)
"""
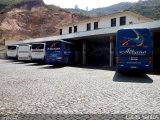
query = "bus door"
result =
(63, 42, 73, 64)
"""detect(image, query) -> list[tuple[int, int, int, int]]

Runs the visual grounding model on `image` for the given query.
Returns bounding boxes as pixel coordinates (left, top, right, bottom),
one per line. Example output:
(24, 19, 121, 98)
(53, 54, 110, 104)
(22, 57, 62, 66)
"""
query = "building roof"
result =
(61, 11, 153, 27)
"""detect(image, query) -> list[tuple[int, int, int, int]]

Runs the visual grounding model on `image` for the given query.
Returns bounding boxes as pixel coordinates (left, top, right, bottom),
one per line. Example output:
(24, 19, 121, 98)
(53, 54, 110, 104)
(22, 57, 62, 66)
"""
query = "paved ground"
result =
(0, 59, 160, 119)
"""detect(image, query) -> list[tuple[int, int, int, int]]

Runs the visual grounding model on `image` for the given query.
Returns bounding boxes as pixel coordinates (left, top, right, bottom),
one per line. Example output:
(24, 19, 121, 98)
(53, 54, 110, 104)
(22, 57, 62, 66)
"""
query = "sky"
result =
(43, 0, 139, 10)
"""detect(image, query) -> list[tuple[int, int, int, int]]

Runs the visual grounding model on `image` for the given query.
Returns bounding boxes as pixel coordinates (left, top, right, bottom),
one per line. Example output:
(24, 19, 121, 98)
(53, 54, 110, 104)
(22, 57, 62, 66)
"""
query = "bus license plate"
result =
(131, 66, 137, 69)
(130, 57, 138, 61)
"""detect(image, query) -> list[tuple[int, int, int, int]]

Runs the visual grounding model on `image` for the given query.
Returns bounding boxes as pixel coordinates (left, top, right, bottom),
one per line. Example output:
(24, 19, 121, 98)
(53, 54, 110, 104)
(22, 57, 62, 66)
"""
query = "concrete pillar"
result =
(82, 41, 86, 65)
(109, 36, 114, 67)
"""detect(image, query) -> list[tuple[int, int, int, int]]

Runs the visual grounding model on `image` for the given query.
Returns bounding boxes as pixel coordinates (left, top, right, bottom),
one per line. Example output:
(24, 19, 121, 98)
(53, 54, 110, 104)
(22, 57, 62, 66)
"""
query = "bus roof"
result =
(117, 28, 150, 32)
(46, 40, 74, 44)
(7, 45, 19, 47)
(31, 43, 45, 45)
(19, 44, 31, 46)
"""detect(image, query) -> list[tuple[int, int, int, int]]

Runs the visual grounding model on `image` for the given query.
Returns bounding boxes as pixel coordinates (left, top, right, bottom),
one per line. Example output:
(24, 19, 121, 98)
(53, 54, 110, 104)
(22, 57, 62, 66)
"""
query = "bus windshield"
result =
(32, 44, 44, 49)
(46, 41, 61, 50)
(8, 46, 16, 50)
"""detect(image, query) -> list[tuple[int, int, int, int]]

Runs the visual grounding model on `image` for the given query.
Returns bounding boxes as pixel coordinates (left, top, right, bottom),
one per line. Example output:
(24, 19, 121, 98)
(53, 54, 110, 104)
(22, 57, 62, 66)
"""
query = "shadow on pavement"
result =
(12, 61, 31, 64)
(2, 59, 17, 63)
(148, 69, 160, 75)
(2, 59, 160, 75)
(0, 114, 128, 120)
(25, 63, 45, 66)
(71, 64, 116, 71)
(113, 72, 153, 83)
(38, 65, 64, 69)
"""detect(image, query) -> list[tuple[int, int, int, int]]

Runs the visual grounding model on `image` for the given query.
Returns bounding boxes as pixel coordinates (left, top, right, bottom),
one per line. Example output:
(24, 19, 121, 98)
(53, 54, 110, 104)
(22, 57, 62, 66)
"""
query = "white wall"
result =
(60, 12, 151, 35)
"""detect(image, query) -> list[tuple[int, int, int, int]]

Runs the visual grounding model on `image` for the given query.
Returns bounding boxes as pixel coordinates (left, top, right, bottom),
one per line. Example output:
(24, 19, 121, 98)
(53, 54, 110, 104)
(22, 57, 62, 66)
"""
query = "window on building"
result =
(120, 16, 126, 26)
(111, 18, 116, 27)
(87, 23, 91, 31)
(74, 26, 77, 33)
(60, 29, 62, 35)
(69, 27, 72, 34)
(94, 22, 98, 29)
(129, 21, 133, 24)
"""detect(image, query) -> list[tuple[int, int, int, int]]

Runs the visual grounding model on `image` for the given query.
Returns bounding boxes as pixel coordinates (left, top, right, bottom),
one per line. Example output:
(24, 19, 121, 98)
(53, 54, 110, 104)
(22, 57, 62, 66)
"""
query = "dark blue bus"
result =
(116, 29, 153, 72)
(45, 40, 75, 65)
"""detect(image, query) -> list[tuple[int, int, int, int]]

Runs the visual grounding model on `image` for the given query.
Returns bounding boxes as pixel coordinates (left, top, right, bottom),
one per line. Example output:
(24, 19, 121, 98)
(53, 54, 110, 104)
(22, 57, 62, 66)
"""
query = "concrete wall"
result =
(0, 53, 6, 59)
(0, 45, 6, 59)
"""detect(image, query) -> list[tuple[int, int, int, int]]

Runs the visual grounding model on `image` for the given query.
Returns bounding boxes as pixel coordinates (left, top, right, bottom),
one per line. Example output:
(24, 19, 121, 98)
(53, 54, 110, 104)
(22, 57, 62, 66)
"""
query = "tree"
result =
(74, 4, 79, 10)
(86, 6, 88, 11)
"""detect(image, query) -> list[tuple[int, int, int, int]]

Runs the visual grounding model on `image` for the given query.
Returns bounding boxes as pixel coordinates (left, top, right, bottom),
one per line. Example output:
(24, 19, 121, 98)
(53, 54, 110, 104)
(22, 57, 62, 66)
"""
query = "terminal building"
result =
(5, 11, 160, 70)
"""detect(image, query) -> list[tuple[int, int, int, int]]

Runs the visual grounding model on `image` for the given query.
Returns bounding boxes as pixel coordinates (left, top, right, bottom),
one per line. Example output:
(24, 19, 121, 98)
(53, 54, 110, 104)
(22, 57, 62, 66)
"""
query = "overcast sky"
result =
(43, 0, 139, 10)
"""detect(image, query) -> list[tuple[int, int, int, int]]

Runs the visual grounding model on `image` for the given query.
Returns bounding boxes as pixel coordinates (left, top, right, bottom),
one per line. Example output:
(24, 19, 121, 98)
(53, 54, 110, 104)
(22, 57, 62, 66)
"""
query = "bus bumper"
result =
(116, 64, 153, 72)
(45, 59, 64, 65)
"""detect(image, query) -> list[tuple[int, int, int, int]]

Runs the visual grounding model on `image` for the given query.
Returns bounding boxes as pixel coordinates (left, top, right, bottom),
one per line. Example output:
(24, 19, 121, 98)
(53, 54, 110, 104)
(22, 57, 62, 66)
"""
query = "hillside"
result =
(91, 0, 160, 19)
(127, 0, 160, 20)
(0, 0, 44, 11)
(0, 0, 90, 43)
(66, 0, 160, 20)
(66, 8, 87, 15)
(66, 2, 133, 17)
(88, 2, 133, 16)
(1, 0, 160, 44)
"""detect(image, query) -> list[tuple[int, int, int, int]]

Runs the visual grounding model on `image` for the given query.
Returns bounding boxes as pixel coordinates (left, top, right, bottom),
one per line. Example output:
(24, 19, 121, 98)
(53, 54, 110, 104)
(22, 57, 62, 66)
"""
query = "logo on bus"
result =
(120, 48, 147, 55)
(122, 30, 144, 47)
(47, 48, 60, 50)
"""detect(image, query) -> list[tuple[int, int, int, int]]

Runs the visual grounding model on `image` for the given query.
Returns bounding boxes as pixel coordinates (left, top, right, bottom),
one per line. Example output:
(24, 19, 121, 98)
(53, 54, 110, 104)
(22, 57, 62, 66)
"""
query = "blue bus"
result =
(45, 40, 76, 65)
(116, 28, 153, 72)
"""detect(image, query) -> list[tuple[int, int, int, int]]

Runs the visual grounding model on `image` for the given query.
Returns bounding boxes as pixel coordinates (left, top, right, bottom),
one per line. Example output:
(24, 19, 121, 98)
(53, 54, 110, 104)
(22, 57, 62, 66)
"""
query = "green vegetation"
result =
(66, 8, 86, 14)
(0, 0, 37, 5)
(66, 2, 133, 17)
(1, 0, 160, 20)
(88, 2, 133, 16)
(66, 0, 160, 20)
(46, 5, 90, 20)
(0, 4, 6, 11)
(0, 0, 42, 12)
(46, 5, 63, 12)
(127, 0, 160, 20)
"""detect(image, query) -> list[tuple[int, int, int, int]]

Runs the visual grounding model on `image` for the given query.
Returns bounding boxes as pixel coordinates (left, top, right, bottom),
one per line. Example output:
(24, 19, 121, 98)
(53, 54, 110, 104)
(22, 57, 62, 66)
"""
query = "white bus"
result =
(6, 45, 19, 59)
(31, 43, 45, 61)
(18, 44, 31, 61)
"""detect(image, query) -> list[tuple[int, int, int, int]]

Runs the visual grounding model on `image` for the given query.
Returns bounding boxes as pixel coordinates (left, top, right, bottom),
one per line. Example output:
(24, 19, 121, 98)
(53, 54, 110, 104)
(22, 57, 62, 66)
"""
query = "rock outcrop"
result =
(0, 0, 89, 42)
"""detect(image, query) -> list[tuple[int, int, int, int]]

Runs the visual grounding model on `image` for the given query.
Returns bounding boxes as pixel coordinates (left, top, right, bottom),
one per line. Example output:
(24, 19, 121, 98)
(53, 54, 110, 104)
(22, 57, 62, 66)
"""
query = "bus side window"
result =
(64, 44, 70, 50)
